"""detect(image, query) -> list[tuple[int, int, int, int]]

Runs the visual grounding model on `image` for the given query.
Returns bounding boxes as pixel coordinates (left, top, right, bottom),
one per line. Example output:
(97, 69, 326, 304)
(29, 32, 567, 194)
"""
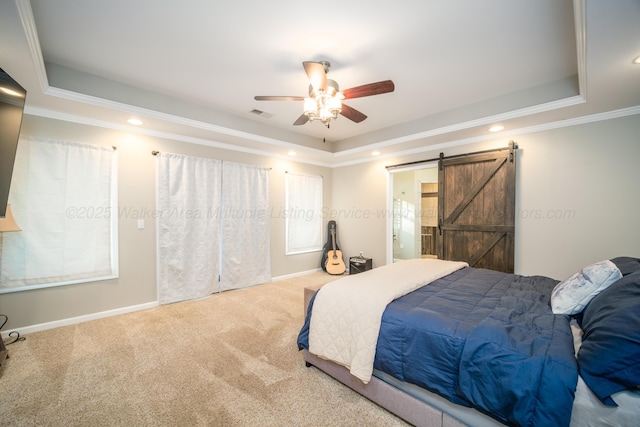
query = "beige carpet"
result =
(0, 272, 409, 426)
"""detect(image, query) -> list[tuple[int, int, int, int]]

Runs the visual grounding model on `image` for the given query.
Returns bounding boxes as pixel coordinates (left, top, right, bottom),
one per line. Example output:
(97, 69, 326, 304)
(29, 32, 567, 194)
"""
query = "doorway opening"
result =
(386, 143, 517, 271)
(387, 162, 438, 264)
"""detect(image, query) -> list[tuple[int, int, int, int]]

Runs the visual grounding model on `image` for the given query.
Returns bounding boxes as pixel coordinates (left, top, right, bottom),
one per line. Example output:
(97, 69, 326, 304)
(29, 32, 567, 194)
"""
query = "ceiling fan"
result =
(254, 61, 394, 127)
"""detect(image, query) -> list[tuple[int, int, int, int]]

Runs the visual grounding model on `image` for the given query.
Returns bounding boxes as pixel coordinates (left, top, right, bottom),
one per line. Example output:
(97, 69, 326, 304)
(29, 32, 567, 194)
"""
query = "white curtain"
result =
(157, 153, 222, 304)
(219, 161, 270, 291)
(157, 155, 270, 303)
(285, 173, 322, 254)
(1, 136, 117, 292)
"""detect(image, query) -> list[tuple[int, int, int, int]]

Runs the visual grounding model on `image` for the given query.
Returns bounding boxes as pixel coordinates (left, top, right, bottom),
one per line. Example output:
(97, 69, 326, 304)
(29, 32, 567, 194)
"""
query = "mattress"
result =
(299, 258, 640, 426)
(300, 264, 577, 426)
(367, 321, 640, 427)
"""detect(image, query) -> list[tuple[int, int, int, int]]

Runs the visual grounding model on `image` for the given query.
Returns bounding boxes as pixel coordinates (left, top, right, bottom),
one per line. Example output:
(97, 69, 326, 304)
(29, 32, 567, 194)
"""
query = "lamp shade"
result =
(303, 98, 317, 115)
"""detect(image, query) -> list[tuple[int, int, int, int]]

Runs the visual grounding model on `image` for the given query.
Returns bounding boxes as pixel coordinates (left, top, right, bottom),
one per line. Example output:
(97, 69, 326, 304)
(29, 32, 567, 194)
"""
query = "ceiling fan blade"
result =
(303, 61, 327, 92)
(293, 114, 309, 126)
(342, 80, 395, 99)
(254, 96, 305, 101)
(340, 104, 367, 123)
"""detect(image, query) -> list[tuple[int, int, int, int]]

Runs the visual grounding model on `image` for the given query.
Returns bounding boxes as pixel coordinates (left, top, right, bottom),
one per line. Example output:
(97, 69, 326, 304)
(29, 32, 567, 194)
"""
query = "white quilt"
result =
(308, 258, 468, 383)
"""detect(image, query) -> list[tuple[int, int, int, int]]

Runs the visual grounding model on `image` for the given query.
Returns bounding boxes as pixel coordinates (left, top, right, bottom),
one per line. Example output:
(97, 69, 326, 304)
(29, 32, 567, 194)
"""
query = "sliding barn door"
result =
(437, 142, 517, 273)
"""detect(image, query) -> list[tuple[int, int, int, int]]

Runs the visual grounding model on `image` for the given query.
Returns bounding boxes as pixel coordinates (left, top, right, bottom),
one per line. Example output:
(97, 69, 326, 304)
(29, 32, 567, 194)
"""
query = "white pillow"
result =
(551, 260, 622, 315)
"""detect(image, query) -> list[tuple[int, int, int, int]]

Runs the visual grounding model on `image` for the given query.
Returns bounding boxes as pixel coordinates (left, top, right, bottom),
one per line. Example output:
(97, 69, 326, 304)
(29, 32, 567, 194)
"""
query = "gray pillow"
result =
(551, 260, 622, 315)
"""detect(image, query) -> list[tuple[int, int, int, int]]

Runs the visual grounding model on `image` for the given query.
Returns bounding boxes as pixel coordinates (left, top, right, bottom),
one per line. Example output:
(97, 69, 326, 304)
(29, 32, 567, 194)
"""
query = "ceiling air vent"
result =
(249, 109, 273, 119)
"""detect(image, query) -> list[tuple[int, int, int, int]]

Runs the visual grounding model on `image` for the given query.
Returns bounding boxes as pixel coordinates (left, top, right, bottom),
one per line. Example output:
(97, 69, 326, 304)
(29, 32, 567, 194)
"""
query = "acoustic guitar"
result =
(325, 223, 346, 275)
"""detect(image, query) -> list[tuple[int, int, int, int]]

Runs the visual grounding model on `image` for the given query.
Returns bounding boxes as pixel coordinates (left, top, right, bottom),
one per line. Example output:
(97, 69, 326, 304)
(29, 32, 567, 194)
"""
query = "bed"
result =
(297, 257, 640, 427)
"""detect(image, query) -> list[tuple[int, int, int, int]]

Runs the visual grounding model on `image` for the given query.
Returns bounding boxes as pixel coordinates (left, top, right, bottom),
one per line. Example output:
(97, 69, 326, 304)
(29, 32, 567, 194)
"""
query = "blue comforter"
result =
(298, 267, 579, 427)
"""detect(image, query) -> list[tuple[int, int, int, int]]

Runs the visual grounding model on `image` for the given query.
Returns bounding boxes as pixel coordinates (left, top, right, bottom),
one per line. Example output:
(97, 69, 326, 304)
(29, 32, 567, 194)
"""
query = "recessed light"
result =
(489, 125, 504, 132)
(127, 118, 143, 126)
(372, 151, 381, 156)
(633, 55, 640, 64)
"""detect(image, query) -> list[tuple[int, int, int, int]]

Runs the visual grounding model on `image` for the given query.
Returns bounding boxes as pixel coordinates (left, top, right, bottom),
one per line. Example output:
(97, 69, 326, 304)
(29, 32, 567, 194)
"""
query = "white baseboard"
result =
(271, 268, 322, 282)
(1, 301, 159, 339)
(2, 270, 323, 338)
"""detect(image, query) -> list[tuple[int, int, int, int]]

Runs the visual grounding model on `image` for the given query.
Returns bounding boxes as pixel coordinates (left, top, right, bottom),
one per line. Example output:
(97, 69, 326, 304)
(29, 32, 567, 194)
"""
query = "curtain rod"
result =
(151, 151, 272, 169)
(385, 142, 516, 170)
(285, 171, 323, 178)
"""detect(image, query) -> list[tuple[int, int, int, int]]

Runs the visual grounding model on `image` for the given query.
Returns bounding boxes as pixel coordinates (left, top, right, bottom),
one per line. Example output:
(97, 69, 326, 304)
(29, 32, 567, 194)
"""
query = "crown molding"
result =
(574, 0, 587, 99)
(334, 94, 585, 158)
(330, 105, 640, 168)
(17, 0, 635, 170)
(23, 106, 335, 168)
(15, 0, 48, 91)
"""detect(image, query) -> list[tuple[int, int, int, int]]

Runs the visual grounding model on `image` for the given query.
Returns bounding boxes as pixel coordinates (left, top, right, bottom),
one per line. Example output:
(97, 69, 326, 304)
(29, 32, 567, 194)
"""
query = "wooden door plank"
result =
(444, 155, 507, 225)
(437, 143, 517, 273)
(468, 232, 506, 267)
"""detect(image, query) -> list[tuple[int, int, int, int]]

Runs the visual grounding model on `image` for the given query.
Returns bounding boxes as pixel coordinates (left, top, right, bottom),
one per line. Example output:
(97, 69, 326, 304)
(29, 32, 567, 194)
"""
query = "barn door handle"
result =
(438, 218, 443, 236)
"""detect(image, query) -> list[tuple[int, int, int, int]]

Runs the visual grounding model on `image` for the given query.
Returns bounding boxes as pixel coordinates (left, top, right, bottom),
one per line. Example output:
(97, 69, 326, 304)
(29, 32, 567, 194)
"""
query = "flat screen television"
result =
(0, 67, 27, 218)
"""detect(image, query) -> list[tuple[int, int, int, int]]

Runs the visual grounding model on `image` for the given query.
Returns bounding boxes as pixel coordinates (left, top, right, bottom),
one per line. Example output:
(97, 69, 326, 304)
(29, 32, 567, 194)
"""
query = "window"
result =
(0, 136, 118, 293)
(285, 173, 322, 255)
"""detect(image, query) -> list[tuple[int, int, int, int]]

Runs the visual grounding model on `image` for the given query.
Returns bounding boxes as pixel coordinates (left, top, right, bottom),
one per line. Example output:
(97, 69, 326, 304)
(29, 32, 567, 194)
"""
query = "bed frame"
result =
(303, 284, 503, 427)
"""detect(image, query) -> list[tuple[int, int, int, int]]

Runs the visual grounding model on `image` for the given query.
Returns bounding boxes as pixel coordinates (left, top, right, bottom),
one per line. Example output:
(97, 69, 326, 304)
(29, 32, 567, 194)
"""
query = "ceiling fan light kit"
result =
(303, 79, 344, 127)
(255, 61, 394, 128)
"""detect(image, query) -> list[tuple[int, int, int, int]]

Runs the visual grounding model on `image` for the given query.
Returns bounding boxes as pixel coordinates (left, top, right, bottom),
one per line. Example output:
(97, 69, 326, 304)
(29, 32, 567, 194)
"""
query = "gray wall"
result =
(0, 115, 332, 330)
(2, 113, 639, 331)
(332, 114, 640, 280)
